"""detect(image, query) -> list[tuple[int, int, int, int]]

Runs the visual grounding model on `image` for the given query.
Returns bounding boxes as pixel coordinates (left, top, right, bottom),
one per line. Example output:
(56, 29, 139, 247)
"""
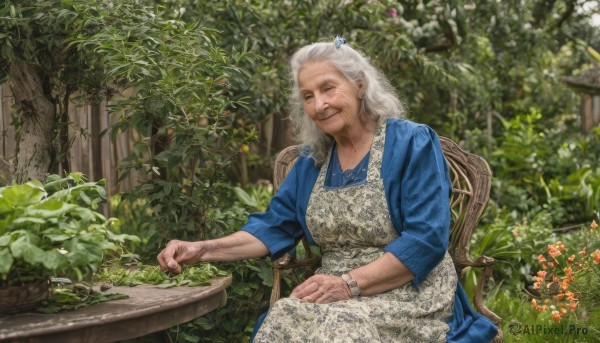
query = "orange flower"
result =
(533, 282, 540, 290)
(531, 298, 538, 310)
(551, 310, 561, 323)
(548, 262, 555, 268)
(591, 220, 598, 229)
(591, 250, 600, 264)
(569, 300, 579, 311)
(555, 293, 565, 300)
(579, 247, 587, 256)
(564, 291, 575, 300)
(538, 254, 547, 263)
(556, 241, 566, 252)
(540, 305, 547, 313)
(537, 270, 547, 278)
(560, 278, 571, 291)
(563, 267, 573, 276)
(567, 255, 576, 264)
(548, 244, 562, 259)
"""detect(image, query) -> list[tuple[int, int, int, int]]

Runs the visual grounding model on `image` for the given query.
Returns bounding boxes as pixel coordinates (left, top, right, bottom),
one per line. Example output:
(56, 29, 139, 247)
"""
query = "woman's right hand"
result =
(156, 232, 269, 275)
(157, 239, 205, 275)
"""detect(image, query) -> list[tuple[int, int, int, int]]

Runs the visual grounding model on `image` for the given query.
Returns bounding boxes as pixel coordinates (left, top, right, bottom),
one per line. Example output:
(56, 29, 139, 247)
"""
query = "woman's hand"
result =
(290, 274, 351, 304)
(157, 232, 270, 275)
(157, 239, 206, 275)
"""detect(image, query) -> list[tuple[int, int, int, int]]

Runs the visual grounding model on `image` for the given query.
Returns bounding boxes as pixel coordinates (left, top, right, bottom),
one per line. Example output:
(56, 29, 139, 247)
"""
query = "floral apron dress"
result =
(254, 120, 457, 343)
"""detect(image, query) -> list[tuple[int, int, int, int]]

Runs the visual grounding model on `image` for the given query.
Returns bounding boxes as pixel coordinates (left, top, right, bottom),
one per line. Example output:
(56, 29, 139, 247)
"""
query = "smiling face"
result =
(298, 61, 364, 139)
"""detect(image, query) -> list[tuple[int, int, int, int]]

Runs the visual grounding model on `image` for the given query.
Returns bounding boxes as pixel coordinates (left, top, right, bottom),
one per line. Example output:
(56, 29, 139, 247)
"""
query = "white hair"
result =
(288, 39, 406, 166)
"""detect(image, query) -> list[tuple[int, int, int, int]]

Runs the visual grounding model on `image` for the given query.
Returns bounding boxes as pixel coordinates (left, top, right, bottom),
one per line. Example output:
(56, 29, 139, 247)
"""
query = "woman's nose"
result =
(314, 94, 328, 113)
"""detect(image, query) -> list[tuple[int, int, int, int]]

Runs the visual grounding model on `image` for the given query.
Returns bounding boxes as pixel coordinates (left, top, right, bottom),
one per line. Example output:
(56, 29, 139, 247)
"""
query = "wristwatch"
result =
(341, 273, 361, 297)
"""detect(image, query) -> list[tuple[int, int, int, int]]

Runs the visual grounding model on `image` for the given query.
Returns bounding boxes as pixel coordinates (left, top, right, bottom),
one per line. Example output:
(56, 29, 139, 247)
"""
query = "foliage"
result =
(462, 210, 558, 298)
(108, 195, 159, 264)
(470, 111, 600, 228)
(150, 0, 453, 122)
(150, 0, 600, 137)
(0, 173, 138, 286)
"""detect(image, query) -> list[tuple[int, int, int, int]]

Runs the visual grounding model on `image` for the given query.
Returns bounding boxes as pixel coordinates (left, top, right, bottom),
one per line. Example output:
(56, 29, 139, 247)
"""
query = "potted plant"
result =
(0, 173, 133, 314)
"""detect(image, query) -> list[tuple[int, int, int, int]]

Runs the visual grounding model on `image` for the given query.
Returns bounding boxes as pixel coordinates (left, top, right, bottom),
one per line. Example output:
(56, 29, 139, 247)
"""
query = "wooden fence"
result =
(0, 82, 138, 198)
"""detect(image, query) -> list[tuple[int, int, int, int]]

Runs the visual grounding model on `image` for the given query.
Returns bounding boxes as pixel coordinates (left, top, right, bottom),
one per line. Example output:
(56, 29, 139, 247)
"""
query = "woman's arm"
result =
(157, 231, 269, 274)
(348, 252, 413, 295)
(290, 252, 412, 303)
(158, 157, 318, 275)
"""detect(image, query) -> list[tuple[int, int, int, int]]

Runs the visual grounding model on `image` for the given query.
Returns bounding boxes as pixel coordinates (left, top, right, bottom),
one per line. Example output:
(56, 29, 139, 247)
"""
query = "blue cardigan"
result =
(243, 118, 498, 342)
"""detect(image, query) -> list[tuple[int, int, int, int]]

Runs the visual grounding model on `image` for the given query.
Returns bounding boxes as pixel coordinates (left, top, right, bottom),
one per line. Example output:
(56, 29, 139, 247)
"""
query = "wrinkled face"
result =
(298, 61, 363, 137)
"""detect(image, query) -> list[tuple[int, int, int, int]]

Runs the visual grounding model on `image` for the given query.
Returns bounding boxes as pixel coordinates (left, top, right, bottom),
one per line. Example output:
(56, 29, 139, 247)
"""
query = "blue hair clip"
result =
(334, 35, 347, 49)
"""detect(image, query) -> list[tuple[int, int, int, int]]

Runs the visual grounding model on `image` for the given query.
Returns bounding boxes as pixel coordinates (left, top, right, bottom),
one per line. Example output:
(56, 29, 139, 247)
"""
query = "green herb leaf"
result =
(0, 248, 14, 274)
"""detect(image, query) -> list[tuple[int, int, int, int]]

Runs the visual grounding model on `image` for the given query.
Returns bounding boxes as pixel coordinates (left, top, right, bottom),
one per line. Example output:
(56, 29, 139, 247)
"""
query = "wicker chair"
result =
(268, 137, 502, 342)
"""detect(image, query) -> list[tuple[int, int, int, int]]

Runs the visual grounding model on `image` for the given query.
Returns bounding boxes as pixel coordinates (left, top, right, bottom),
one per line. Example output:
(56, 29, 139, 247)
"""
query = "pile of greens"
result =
(36, 281, 128, 314)
(97, 263, 229, 288)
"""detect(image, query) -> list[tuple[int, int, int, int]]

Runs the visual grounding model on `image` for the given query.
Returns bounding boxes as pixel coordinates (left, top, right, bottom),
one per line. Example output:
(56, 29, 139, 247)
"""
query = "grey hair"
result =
(287, 40, 406, 166)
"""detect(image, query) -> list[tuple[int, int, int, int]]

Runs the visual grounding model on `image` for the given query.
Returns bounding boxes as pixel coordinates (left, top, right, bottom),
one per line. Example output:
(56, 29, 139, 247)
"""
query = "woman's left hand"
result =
(290, 274, 351, 304)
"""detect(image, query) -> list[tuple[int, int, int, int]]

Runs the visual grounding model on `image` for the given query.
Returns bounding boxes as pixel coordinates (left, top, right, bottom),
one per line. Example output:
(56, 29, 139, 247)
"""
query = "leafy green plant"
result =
(477, 111, 600, 228)
(233, 183, 274, 213)
(109, 194, 159, 264)
(0, 173, 138, 286)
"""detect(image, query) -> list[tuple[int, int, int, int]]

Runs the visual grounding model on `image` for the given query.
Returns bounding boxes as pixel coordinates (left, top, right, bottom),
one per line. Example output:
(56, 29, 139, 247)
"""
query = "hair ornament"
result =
(334, 35, 347, 49)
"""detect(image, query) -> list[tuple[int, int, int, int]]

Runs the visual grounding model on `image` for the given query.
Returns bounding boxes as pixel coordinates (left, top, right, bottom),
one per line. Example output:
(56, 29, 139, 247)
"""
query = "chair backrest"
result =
(438, 136, 492, 274)
(273, 138, 492, 276)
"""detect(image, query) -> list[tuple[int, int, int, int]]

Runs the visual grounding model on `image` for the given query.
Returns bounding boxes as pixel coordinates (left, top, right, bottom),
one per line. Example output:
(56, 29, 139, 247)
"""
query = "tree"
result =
(1, 1, 79, 182)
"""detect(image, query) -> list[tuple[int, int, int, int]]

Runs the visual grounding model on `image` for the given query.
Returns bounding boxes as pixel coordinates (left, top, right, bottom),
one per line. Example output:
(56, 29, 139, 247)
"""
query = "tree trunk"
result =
(9, 61, 55, 183)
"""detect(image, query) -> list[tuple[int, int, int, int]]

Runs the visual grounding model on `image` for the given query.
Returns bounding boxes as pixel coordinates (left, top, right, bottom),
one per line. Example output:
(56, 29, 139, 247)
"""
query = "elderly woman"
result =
(158, 37, 498, 342)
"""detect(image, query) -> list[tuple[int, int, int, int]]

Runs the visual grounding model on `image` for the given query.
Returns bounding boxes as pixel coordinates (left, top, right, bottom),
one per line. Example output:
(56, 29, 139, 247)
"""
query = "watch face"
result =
(342, 273, 360, 297)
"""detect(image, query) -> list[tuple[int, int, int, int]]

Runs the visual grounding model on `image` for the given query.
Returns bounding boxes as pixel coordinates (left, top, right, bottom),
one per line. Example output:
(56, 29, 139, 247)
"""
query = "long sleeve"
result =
(382, 120, 452, 286)
(241, 156, 319, 259)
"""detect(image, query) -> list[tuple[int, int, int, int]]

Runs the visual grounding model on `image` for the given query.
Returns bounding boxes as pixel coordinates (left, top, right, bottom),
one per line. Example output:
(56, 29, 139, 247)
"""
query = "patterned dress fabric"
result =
(253, 120, 458, 343)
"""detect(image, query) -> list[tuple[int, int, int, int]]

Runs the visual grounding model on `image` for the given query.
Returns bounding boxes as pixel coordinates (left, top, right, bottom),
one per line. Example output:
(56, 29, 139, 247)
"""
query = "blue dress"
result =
(244, 118, 498, 342)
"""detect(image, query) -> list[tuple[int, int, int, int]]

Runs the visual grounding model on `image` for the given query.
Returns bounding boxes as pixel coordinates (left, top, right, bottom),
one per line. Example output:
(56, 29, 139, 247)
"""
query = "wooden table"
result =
(0, 276, 231, 343)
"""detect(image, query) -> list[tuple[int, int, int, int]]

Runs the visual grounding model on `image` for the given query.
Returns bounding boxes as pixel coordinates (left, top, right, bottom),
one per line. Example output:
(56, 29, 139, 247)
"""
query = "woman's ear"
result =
(356, 73, 366, 97)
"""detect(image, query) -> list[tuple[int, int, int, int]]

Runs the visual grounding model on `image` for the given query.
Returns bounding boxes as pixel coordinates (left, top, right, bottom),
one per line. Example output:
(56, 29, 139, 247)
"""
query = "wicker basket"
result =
(0, 280, 50, 314)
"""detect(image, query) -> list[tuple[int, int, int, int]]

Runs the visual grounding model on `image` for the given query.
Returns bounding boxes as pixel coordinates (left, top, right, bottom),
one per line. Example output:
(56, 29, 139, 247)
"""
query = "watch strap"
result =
(341, 273, 361, 297)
